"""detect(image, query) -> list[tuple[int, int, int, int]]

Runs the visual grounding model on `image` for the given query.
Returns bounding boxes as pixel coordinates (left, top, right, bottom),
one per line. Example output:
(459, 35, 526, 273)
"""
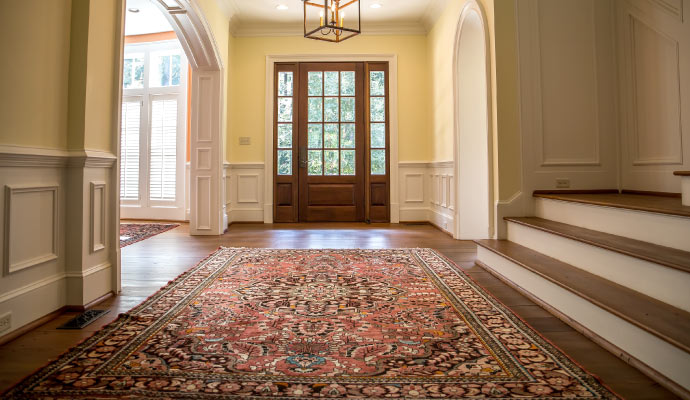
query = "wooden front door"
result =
(298, 63, 365, 221)
(273, 62, 389, 223)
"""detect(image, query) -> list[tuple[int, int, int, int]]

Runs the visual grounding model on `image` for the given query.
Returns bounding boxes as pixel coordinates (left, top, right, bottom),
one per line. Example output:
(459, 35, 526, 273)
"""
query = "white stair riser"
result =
(507, 222, 690, 312)
(535, 198, 690, 251)
(476, 247, 690, 392)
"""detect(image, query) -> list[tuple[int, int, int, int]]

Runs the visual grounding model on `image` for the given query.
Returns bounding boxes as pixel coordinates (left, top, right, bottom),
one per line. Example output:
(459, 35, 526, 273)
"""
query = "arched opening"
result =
(453, 1, 493, 240)
(113, 0, 225, 292)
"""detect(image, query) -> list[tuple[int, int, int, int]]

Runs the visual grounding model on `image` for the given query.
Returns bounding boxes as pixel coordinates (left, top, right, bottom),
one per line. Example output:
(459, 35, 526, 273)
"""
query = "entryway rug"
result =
(2, 248, 618, 399)
(119, 223, 179, 248)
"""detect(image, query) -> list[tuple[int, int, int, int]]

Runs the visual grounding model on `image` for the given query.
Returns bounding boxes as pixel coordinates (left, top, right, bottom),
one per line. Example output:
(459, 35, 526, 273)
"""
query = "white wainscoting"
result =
(224, 163, 265, 223)
(399, 161, 455, 235)
(223, 161, 457, 234)
(616, 0, 690, 193)
(516, 0, 619, 194)
(0, 145, 116, 337)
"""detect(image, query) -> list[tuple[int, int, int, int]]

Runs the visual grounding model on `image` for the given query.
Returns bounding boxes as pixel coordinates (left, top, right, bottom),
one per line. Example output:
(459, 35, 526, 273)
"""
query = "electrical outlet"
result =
(0, 312, 11, 334)
(556, 178, 571, 189)
(239, 137, 251, 145)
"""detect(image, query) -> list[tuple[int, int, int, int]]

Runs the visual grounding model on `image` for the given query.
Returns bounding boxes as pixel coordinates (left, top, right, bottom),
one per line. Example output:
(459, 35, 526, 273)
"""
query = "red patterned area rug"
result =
(120, 223, 179, 248)
(3, 248, 618, 399)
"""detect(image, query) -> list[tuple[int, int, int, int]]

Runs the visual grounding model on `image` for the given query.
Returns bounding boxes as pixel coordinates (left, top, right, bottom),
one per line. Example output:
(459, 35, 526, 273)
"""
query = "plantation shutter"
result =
(149, 98, 178, 201)
(120, 100, 141, 200)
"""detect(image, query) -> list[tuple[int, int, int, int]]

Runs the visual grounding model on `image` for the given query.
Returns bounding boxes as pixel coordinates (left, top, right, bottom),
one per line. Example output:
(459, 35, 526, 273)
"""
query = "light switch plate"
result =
(556, 178, 571, 189)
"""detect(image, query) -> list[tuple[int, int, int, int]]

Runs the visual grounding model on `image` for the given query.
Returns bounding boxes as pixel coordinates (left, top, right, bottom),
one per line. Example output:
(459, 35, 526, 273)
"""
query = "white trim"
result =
(65, 262, 112, 279)
(264, 54, 400, 223)
(0, 146, 116, 168)
(452, 0, 494, 240)
(226, 162, 265, 169)
(89, 182, 107, 253)
(3, 185, 59, 275)
(232, 22, 428, 37)
(0, 272, 66, 304)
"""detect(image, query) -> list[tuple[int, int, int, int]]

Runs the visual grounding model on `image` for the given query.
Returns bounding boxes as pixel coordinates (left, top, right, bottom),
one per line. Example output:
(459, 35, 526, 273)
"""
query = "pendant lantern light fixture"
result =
(303, 0, 361, 43)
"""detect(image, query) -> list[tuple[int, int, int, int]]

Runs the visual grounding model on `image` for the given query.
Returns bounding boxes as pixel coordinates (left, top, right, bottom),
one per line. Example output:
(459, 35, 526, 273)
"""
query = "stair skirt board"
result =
(506, 221, 690, 312)
(476, 247, 690, 398)
(535, 197, 690, 251)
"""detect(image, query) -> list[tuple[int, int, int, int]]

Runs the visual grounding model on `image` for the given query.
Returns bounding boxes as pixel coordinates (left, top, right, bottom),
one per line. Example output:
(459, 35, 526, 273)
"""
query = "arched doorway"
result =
(453, 1, 493, 240)
(113, 0, 225, 291)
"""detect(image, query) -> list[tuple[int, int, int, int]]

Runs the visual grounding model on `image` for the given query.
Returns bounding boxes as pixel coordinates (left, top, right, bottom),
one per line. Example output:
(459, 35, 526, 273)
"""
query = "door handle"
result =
(299, 146, 307, 168)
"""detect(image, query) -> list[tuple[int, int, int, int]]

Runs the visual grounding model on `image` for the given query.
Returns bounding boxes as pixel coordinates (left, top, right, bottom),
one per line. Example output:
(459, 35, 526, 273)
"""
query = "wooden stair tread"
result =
(475, 239, 690, 353)
(533, 192, 690, 218)
(505, 217, 690, 273)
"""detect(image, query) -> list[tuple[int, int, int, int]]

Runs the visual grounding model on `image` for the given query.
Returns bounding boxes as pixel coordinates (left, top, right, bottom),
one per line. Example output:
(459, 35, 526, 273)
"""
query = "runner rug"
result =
(119, 223, 179, 248)
(3, 248, 617, 399)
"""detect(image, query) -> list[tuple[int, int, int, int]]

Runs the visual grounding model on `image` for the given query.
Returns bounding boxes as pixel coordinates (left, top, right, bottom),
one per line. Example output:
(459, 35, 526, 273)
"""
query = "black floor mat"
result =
(57, 309, 110, 329)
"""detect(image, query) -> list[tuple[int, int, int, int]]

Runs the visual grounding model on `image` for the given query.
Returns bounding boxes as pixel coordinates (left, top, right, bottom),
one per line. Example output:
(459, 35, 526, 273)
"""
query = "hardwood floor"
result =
(0, 222, 677, 398)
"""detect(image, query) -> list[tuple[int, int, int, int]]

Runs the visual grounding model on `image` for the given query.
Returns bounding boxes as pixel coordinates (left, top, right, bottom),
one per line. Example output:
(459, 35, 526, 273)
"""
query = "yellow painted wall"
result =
(0, 0, 73, 150)
(226, 35, 430, 163)
(83, 0, 121, 152)
(197, 0, 230, 162)
(67, 0, 123, 153)
(493, 1, 522, 200)
(426, 0, 522, 201)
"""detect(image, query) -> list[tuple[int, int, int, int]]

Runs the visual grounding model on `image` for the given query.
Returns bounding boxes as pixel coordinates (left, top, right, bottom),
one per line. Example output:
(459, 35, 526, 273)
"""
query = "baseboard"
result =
(476, 259, 690, 400)
(0, 306, 67, 346)
(66, 291, 115, 312)
(495, 191, 525, 239)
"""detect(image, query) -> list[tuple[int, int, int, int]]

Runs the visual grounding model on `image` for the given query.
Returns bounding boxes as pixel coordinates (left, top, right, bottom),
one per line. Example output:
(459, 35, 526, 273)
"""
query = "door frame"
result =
(120, 40, 188, 221)
(452, 0, 495, 239)
(264, 54, 399, 223)
(112, 0, 225, 293)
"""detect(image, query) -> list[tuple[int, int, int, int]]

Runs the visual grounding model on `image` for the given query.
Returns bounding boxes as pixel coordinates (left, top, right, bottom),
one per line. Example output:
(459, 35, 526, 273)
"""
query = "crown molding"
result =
(231, 21, 426, 37)
(0, 145, 116, 168)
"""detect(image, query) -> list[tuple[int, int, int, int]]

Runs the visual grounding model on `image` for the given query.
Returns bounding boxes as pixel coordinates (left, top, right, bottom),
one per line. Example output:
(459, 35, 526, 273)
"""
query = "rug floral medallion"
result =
(4, 248, 618, 399)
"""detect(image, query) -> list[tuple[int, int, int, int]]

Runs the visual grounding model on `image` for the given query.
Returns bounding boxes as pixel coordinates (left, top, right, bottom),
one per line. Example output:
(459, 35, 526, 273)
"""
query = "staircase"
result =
(475, 192, 690, 398)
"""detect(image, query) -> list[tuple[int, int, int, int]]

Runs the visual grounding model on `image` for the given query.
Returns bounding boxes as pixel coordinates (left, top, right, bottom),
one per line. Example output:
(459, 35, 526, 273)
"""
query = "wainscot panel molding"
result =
(3, 185, 59, 275)
(0, 145, 117, 337)
(616, 0, 690, 192)
(89, 182, 106, 253)
(399, 162, 455, 235)
(224, 163, 265, 223)
(516, 0, 619, 198)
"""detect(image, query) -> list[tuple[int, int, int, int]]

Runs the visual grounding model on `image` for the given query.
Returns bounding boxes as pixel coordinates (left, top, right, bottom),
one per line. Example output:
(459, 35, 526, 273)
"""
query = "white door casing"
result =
(120, 41, 188, 221)
(146, 0, 225, 235)
(113, 0, 225, 292)
(264, 54, 400, 223)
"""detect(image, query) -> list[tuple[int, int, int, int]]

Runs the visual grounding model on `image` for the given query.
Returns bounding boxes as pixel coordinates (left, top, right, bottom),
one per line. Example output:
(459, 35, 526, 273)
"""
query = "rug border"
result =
(119, 223, 180, 248)
(1, 247, 623, 399)
(429, 249, 624, 400)
(0, 245, 224, 397)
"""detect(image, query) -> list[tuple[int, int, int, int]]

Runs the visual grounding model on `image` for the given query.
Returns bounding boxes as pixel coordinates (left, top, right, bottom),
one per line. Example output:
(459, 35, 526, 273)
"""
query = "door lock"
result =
(299, 146, 307, 168)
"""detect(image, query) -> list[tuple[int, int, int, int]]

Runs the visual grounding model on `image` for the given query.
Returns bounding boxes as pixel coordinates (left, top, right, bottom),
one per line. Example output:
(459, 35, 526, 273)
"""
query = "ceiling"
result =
(219, 0, 450, 36)
(124, 0, 174, 36)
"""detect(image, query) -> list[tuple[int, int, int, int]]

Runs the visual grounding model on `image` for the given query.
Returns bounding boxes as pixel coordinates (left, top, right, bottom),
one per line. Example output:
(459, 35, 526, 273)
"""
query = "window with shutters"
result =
(120, 40, 187, 220)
